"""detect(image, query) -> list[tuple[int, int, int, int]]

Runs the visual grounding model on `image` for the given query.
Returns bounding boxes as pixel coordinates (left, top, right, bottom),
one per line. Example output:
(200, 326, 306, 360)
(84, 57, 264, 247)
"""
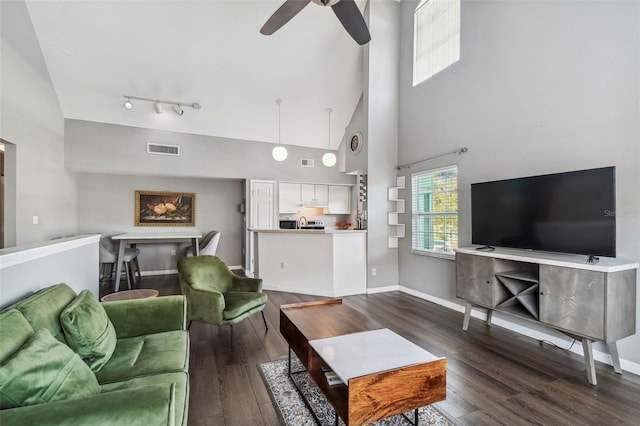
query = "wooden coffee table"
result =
(101, 288, 159, 302)
(280, 299, 447, 426)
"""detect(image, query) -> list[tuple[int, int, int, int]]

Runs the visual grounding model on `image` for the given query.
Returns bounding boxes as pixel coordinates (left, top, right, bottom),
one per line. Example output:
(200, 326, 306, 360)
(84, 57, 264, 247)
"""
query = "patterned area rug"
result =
(258, 357, 453, 426)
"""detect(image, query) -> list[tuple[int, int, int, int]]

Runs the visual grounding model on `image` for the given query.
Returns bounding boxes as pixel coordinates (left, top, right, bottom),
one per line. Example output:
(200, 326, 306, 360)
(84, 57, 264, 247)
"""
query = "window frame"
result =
(411, 165, 459, 260)
(413, 0, 462, 86)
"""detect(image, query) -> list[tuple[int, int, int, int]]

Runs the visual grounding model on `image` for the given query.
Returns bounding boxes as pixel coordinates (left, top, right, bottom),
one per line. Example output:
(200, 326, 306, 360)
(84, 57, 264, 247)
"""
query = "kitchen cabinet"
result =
(253, 229, 367, 297)
(301, 184, 328, 205)
(328, 185, 351, 214)
(279, 183, 301, 213)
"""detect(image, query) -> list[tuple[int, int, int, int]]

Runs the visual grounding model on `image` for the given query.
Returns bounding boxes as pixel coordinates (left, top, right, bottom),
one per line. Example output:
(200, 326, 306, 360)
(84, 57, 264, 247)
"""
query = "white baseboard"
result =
(370, 285, 640, 377)
(141, 269, 177, 276)
(367, 285, 400, 294)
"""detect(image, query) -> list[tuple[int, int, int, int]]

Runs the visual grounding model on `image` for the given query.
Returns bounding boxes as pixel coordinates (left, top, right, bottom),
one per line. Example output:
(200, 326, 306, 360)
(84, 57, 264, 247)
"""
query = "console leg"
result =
(609, 341, 622, 374)
(486, 309, 493, 326)
(582, 338, 597, 385)
(462, 302, 472, 331)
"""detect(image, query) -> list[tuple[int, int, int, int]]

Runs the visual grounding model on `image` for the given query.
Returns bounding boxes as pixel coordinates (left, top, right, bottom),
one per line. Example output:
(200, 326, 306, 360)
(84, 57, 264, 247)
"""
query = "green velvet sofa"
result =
(0, 283, 189, 426)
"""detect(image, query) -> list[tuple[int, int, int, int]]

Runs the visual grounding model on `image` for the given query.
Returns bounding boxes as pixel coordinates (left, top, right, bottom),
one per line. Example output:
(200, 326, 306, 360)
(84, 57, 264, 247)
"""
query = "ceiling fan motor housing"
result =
(313, 0, 340, 6)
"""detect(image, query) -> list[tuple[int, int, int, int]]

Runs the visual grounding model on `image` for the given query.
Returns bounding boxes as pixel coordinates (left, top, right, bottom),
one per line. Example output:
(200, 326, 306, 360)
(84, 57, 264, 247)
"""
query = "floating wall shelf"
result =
(388, 176, 405, 248)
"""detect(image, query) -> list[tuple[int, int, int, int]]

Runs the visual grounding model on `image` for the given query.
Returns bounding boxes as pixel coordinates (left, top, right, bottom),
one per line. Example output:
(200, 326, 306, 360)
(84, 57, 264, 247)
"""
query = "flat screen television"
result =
(471, 166, 616, 257)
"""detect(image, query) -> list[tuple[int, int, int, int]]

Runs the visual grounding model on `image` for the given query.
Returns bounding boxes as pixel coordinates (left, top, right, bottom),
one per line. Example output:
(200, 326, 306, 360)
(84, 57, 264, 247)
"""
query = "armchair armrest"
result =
(0, 384, 176, 426)
(184, 286, 225, 324)
(102, 295, 186, 339)
(231, 276, 263, 293)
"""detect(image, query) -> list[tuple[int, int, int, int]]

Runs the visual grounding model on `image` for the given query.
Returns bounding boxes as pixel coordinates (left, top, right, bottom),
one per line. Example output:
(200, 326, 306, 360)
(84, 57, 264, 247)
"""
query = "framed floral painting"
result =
(135, 190, 195, 226)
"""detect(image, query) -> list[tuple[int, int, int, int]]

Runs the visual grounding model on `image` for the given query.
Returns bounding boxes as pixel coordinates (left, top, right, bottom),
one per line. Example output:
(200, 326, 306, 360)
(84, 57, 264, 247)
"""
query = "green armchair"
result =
(177, 256, 268, 347)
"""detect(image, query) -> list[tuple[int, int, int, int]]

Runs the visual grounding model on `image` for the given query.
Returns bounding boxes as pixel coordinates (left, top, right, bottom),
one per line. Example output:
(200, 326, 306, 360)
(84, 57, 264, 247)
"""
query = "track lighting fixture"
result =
(172, 104, 184, 116)
(122, 95, 202, 116)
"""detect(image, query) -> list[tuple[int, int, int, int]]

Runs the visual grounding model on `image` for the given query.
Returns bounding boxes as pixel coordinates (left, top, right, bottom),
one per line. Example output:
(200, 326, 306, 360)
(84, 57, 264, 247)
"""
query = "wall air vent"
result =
(147, 143, 180, 156)
(300, 158, 315, 168)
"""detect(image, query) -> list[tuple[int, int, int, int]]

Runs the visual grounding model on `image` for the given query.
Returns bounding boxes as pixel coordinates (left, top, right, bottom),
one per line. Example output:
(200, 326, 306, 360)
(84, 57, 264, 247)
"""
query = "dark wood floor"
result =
(100, 275, 640, 426)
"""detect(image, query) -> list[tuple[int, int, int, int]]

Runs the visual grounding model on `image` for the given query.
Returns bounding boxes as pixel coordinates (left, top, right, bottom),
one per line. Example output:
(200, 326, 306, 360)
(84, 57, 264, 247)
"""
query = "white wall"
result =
(65, 119, 355, 185)
(0, 0, 78, 246)
(398, 0, 640, 366)
(0, 235, 100, 308)
(77, 173, 244, 269)
(362, 0, 402, 289)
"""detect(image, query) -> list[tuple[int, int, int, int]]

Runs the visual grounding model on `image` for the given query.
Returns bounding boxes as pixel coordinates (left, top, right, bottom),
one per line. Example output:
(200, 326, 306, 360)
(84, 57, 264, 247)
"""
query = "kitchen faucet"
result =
(298, 216, 307, 229)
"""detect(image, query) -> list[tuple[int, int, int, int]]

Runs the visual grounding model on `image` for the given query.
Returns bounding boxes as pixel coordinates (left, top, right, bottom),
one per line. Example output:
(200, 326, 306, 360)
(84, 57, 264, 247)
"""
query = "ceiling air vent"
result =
(300, 158, 315, 168)
(147, 143, 180, 156)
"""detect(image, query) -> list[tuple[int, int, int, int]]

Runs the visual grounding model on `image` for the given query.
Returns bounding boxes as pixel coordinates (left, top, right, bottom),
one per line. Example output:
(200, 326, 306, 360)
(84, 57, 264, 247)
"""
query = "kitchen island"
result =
(251, 229, 367, 297)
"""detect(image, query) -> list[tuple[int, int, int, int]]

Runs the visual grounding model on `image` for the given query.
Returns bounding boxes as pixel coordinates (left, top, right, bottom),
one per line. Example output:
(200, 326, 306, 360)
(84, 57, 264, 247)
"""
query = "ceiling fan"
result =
(260, 0, 371, 45)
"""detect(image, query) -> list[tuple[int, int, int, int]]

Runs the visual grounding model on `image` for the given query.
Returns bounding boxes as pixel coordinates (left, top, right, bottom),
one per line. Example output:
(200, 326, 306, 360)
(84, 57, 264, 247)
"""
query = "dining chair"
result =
(184, 230, 220, 257)
(99, 236, 141, 290)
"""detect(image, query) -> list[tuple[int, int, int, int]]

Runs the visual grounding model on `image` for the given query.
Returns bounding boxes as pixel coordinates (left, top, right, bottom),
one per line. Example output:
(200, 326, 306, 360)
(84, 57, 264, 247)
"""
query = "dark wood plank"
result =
(114, 275, 640, 426)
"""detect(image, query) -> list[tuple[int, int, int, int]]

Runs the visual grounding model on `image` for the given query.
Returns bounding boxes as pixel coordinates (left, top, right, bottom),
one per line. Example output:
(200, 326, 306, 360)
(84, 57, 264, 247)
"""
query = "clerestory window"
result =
(413, 0, 461, 86)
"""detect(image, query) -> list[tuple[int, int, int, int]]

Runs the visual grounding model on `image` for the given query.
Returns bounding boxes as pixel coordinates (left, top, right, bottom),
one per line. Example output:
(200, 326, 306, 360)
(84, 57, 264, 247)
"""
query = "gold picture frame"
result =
(135, 190, 196, 227)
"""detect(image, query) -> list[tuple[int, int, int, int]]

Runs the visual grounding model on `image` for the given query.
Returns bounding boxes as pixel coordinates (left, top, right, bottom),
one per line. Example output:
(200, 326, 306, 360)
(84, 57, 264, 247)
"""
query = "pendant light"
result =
(322, 108, 337, 167)
(272, 99, 288, 162)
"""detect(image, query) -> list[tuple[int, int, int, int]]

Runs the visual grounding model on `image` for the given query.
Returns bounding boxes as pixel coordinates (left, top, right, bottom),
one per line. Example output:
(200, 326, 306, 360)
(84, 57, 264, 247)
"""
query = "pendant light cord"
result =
(327, 108, 332, 148)
(277, 99, 282, 145)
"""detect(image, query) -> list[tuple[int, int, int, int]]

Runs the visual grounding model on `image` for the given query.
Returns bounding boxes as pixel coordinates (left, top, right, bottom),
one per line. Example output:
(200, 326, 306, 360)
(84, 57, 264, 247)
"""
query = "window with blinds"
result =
(411, 166, 458, 256)
(413, 0, 461, 86)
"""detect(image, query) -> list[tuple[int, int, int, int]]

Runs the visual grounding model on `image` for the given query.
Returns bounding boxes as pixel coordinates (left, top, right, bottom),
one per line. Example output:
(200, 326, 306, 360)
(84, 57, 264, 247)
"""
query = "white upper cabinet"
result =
(279, 182, 301, 213)
(328, 185, 351, 214)
(301, 184, 329, 205)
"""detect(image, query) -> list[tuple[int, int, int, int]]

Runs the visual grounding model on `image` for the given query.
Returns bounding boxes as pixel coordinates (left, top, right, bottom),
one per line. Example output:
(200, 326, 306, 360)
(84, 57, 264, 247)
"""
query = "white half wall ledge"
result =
(368, 285, 640, 377)
(0, 234, 101, 269)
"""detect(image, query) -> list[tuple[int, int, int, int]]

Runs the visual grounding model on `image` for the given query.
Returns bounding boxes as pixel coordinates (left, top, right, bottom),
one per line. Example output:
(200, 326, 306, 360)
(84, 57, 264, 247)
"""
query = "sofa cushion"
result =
(100, 372, 189, 426)
(0, 309, 34, 364)
(9, 284, 77, 344)
(60, 290, 117, 372)
(223, 292, 267, 320)
(0, 328, 100, 409)
(95, 330, 189, 384)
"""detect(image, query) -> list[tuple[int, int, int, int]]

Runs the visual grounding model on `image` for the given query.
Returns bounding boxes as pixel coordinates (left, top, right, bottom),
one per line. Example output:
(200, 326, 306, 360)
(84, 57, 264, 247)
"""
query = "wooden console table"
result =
(455, 247, 638, 385)
(280, 299, 446, 425)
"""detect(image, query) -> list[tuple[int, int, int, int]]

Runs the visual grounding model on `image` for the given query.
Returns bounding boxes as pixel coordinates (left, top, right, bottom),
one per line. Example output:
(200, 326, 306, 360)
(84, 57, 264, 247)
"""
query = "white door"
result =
(250, 180, 276, 229)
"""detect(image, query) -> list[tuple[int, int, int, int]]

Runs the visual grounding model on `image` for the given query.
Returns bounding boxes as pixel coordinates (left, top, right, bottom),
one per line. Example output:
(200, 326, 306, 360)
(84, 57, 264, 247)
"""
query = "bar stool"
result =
(99, 237, 141, 290)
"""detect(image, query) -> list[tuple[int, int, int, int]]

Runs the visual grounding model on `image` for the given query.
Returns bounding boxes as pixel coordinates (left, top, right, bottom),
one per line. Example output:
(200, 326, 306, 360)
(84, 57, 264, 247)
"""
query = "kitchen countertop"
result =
(249, 228, 367, 234)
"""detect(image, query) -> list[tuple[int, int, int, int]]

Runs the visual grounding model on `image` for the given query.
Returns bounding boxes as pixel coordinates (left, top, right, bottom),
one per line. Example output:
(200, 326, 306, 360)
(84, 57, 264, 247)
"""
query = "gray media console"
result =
(455, 247, 638, 385)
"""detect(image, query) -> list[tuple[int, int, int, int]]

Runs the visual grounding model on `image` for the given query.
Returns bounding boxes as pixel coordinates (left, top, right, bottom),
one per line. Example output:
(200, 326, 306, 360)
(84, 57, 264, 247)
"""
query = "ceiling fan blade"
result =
(331, 0, 371, 45)
(260, 0, 312, 35)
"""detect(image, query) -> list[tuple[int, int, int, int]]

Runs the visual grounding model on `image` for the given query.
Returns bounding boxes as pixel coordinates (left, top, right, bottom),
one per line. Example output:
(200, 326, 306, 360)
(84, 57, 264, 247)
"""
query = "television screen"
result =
(471, 166, 615, 257)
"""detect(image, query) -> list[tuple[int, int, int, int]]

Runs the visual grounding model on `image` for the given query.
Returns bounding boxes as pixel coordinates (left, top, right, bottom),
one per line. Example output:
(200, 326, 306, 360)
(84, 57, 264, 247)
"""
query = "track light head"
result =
(172, 104, 184, 116)
(124, 96, 201, 115)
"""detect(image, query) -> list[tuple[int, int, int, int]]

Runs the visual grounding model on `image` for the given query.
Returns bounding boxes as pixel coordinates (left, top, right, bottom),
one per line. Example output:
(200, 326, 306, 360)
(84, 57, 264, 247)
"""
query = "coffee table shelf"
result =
(280, 299, 447, 426)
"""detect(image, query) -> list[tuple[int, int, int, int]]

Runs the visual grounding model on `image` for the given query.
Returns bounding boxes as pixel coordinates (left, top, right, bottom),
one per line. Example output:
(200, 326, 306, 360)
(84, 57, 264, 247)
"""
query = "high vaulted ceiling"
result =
(25, 0, 366, 150)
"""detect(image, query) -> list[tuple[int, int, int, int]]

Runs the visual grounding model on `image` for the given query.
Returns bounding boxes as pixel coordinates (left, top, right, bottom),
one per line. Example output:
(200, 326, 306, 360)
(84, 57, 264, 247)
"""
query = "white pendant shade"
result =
(272, 145, 288, 161)
(322, 152, 337, 167)
(323, 107, 335, 167)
